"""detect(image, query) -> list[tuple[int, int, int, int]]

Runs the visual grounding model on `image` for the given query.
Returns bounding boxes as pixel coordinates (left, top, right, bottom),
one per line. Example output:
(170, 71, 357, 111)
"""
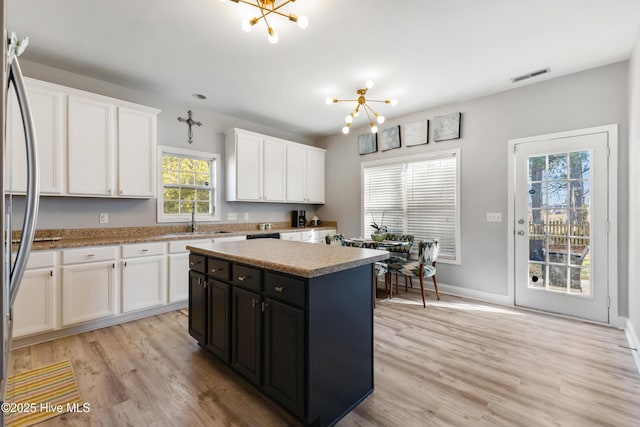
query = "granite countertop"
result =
(187, 239, 389, 278)
(14, 222, 338, 251)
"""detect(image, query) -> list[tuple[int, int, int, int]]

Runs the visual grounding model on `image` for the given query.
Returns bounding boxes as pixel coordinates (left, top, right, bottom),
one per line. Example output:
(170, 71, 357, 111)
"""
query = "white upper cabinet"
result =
(226, 129, 286, 202)
(118, 107, 157, 197)
(9, 77, 160, 199)
(6, 78, 65, 195)
(286, 143, 325, 204)
(67, 93, 116, 196)
(226, 128, 324, 204)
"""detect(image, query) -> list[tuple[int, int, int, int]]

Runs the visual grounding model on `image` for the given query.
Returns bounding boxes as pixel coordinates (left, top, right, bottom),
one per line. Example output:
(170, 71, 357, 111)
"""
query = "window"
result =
(362, 149, 460, 263)
(157, 146, 220, 223)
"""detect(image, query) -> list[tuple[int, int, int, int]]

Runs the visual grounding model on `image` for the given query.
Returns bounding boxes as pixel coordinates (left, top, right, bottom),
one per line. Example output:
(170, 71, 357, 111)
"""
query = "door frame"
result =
(507, 124, 619, 326)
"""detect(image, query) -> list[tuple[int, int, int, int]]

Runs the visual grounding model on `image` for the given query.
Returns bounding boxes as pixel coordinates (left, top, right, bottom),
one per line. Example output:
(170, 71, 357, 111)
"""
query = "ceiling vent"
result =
(511, 68, 550, 83)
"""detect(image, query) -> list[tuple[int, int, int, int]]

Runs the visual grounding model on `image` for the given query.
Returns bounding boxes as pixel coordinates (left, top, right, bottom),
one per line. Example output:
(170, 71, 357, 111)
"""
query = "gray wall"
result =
(316, 62, 629, 314)
(12, 60, 321, 229)
(628, 32, 640, 337)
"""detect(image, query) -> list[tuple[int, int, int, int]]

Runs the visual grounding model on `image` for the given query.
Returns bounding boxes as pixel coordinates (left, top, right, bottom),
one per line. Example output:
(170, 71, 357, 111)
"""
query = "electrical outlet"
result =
(227, 212, 237, 220)
(486, 212, 502, 223)
(99, 213, 109, 224)
(244, 212, 249, 221)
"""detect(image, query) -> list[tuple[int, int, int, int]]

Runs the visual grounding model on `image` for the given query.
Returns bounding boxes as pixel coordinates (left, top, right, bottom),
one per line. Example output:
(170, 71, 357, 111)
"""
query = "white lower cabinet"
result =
(280, 229, 336, 244)
(122, 242, 166, 313)
(62, 246, 117, 327)
(168, 239, 211, 303)
(12, 251, 57, 338)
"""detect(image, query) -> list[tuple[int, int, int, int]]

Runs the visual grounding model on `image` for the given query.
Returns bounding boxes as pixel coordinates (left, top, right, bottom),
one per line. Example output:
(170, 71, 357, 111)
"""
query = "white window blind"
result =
(362, 150, 460, 262)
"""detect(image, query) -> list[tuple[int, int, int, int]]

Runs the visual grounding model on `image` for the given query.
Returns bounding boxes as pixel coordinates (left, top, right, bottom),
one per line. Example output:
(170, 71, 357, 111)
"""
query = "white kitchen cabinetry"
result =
(118, 107, 157, 197)
(67, 93, 116, 196)
(12, 251, 57, 338)
(168, 238, 209, 303)
(280, 229, 336, 244)
(226, 129, 286, 202)
(6, 78, 65, 195)
(122, 242, 166, 312)
(286, 143, 325, 204)
(62, 246, 117, 326)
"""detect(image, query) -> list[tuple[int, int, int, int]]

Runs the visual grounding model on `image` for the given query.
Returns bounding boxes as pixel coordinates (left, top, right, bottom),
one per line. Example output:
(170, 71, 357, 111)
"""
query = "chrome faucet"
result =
(191, 201, 197, 233)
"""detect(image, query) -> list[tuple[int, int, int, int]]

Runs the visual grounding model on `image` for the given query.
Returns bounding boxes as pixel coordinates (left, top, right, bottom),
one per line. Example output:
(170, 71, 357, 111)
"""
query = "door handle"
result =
(517, 230, 525, 236)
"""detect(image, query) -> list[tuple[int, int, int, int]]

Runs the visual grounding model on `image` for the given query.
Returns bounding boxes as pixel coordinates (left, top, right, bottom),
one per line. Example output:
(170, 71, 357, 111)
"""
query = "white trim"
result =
(625, 318, 640, 374)
(507, 124, 619, 325)
(360, 148, 461, 264)
(157, 145, 221, 223)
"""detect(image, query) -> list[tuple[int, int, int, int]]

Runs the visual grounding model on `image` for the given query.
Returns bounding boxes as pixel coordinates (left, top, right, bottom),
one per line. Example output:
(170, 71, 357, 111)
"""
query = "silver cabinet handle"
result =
(8, 56, 40, 307)
(140, 249, 149, 252)
(237, 276, 247, 282)
(262, 301, 269, 312)
(274, 286, 284, 292)
(87, 254, 96, 257)
(210, 268, 222, 273)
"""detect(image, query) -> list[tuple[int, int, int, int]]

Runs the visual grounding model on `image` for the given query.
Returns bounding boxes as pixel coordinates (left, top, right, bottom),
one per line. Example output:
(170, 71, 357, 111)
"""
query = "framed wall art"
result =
(358, 133, 378, 155)
(405, 119, 429, 147)
(433, 112, 461, 142)
(379, 125, 401, 151)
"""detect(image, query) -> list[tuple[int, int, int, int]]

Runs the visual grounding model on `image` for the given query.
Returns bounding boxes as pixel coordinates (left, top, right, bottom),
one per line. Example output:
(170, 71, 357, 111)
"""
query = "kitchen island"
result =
(187, 239, 389, 427)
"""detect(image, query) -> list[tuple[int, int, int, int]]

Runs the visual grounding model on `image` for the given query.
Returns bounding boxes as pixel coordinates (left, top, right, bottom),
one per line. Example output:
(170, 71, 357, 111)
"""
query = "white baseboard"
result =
(12, 301, 188, 349)
(386, 278, 513, 306)
(625, 318, 640, 374)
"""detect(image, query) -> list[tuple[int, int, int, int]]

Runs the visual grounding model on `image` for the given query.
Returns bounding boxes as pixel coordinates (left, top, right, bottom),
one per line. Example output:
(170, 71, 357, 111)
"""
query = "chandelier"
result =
(325, 81, 397, 134)
(219, 0, 308, 44)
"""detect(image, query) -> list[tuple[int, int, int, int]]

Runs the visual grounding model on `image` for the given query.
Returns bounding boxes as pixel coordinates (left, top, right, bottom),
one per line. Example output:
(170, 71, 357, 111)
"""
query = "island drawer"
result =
(232, 264, 262, 292)
(189, 254, 206, 274)
(264, 272, 305, 307)
(207, 258, 231, 281)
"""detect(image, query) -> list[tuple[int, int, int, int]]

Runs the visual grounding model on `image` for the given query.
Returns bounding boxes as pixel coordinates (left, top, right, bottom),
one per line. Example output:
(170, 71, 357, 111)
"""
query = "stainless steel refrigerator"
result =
(0, 1, 41, 424)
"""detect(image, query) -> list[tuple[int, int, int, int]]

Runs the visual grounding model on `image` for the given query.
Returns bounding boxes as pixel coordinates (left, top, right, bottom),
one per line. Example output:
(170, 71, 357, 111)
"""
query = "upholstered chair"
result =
(325, 234, 345, 245)
(386, 239, 439, 307)
(384, 234, 414, 259)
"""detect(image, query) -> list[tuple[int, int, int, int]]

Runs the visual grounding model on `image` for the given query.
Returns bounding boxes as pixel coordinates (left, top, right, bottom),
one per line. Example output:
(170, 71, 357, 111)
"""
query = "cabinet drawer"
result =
(169, 239, 210, 253)
(122, 241, 164, 258)
(300, 231, 316, 241)
(207, 258, 231, 281)
(25, 251, 55, 269)
(232, 264, 262, 292)
(264, 271, 305, 307)
(189, 254, 206, 274)
(63, 246, 116, 264)
(280, 232, 301, 241)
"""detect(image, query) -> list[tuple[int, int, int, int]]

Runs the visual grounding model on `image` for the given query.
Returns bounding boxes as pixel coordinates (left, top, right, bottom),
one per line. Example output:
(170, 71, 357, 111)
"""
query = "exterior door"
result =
(514, 130, 610, 322)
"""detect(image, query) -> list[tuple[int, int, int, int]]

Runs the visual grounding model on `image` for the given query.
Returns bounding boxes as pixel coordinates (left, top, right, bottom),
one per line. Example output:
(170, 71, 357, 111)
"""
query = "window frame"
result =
(156, 145, 221, 223)
(360, 148, 461, 264)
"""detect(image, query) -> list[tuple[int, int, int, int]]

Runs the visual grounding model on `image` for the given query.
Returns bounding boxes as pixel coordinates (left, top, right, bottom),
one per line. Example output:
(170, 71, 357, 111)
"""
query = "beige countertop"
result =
(187, 239, 389, 278)
(16, 222, 338, 251)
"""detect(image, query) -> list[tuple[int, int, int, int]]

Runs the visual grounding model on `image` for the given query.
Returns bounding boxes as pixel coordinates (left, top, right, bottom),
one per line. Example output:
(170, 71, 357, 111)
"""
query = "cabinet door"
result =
(235, 132, 263, 201)
(286, 143, 306, 203)
(6, 81, 65, 194)
(122, 255, 166, 312)
(207, 279, 230, 363)
(263, 138, 286, 202)
(305, 149, 325, 204)
(232, 286, 262, 385)
(12, 268, 56, 338)
(169, 253, 189, 302)
(263, 298, 305, 418)
(62, 261, 115, 326)
(188, 271, 207, 343)
(118, 107, 156, 197)
(67, 94, 115, 196)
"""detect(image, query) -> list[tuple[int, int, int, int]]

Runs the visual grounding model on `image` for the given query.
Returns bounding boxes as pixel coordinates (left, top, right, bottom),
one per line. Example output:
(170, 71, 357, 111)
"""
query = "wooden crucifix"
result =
(177, 110, 202, 144)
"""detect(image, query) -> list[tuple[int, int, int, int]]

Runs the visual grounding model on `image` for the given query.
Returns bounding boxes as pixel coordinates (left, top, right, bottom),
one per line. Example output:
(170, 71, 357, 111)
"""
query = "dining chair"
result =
(342, 240, 389, 307)
(386, 239, 439, 307)
(325, 234, 345, 245)
(384, 233, 414, 259)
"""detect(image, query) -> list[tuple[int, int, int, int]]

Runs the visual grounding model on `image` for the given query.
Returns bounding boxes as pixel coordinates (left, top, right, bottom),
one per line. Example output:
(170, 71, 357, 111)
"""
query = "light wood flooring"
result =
(8, 290, 640, 426)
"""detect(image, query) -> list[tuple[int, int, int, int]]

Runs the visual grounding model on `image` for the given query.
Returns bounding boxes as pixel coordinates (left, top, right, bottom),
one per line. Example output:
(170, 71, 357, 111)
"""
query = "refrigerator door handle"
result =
(8, 56, 40, 307)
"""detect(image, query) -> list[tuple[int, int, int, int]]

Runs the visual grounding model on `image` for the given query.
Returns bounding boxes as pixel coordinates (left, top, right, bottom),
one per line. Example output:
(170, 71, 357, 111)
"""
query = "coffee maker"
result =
(291, 210, 306, 228)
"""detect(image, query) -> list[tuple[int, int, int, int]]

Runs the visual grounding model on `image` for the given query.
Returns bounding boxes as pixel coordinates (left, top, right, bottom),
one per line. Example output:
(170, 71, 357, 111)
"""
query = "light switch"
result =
(99, 213, 109, 224)
(244, 212, 249, 220)
(486, 212, 502, 223)
(227, 212, 237, 220)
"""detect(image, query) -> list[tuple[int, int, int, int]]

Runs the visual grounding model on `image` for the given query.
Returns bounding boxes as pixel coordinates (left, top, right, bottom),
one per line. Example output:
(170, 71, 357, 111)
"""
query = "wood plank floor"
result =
(8, 290, 640, 426)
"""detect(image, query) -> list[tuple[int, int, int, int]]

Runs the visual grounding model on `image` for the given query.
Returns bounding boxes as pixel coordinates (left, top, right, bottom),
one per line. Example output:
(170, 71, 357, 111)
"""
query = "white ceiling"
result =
(7, 0, 640, 138)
